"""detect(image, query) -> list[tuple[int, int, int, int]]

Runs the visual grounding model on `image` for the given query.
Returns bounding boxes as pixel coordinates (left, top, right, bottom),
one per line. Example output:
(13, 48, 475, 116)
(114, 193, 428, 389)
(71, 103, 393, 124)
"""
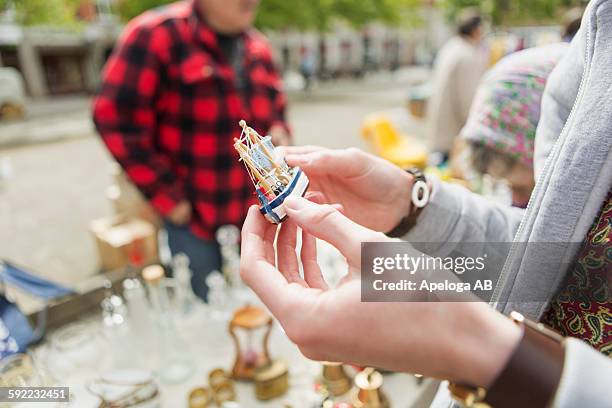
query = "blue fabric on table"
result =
(0, 261, 73, 300)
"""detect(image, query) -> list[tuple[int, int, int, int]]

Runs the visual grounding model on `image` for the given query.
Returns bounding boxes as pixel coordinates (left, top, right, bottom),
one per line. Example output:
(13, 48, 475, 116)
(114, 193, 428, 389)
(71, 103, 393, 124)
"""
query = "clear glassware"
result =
(86, 368, 160, 408)
(123, 278, 151, 328)
(121, 277, 158, 371)
(216, 225, 242, 288)
(101, 280, 128, 328)
(205, 270, 230, 320)
(142, 265, 194, 384)
(171, 252, 198, 316)
(45, 322, 112, 384)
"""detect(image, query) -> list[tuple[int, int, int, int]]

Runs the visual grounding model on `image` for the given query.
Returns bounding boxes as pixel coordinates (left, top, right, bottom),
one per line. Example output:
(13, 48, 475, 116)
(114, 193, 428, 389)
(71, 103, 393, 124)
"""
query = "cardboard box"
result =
(90, 216, 159, 272)
(107, 163, 162, 228)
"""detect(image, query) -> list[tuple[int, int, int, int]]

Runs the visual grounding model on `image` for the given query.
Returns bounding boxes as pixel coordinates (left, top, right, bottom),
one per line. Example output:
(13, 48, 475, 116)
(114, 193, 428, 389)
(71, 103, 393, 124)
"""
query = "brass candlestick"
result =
(351, 368, 390, 408)
(320, 362, 352, 397)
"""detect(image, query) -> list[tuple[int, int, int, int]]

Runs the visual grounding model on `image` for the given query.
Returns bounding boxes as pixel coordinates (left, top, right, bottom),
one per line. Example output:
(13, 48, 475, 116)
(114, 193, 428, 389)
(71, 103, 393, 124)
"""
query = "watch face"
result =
(412, 180, 430, 208)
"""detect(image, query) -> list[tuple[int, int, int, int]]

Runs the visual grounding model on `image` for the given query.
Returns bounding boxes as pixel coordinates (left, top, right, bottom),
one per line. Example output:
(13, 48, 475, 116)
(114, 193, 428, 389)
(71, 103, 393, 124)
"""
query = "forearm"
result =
(403, 177, 524, 253)
(436, 303, 522, 387)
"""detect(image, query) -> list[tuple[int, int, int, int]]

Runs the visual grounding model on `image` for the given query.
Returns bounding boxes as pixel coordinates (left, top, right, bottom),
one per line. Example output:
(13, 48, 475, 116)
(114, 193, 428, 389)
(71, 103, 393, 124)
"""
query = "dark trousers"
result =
(164, 222, 221, 301)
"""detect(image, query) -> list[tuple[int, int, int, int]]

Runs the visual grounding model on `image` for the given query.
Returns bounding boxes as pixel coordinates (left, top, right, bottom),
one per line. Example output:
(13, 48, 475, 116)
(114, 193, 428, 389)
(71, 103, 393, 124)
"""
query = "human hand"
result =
(269, 124, 291, 146)
(240, 197, 521, 387)
(167, 200, 192, 225)
(280, 146, 413, 232)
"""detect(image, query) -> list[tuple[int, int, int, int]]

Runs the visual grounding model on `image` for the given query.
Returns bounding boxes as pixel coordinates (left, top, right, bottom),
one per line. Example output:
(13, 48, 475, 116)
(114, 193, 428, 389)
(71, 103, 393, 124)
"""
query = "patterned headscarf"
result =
(460, 43, 568, 167)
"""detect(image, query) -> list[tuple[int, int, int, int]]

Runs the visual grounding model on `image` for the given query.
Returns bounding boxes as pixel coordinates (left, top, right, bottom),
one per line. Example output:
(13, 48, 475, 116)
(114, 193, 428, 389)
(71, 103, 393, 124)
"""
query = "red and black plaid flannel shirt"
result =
(93, 0, 289, 240)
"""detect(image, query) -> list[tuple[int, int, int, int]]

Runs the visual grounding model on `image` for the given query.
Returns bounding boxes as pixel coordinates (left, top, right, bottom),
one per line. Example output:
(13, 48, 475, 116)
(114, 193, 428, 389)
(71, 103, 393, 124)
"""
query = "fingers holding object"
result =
(276, 217, 307, 286)
(301, 229, 328, 290)
(284, 196, 370, 263)
(285, 147, 366, 178)
(240, 206, 289, 311)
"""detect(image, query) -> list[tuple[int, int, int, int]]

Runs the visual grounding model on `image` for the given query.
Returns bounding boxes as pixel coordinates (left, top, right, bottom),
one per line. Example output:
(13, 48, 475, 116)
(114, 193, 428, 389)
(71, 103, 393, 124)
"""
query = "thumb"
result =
(284, 196, 384, 264)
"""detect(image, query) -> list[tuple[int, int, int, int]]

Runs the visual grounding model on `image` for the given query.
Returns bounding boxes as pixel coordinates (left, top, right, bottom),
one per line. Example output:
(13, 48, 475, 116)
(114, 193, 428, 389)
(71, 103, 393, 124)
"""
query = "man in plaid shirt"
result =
(93, 0, 290, 299)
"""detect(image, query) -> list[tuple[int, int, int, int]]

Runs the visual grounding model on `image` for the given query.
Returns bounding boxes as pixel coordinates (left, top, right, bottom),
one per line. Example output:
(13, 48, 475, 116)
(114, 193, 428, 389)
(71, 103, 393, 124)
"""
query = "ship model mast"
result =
(234, 120, 291, 200)
(233, 120, 310, 224)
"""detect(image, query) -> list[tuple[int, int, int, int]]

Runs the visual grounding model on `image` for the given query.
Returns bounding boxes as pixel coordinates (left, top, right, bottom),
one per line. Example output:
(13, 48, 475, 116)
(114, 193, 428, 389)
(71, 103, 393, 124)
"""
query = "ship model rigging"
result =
(234, 121, 309, 224)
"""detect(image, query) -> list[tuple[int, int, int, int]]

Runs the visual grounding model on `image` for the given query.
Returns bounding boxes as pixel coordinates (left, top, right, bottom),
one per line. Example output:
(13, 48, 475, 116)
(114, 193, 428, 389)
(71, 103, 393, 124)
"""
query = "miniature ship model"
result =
(234, 120, 309, 224)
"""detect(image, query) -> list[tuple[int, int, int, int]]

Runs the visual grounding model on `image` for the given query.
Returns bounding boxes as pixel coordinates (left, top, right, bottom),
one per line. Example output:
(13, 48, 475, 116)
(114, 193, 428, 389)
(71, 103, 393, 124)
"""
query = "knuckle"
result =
(346, 147, 363, 157)
(239, 263, 249, 283)
(310, 204, 339, 225)
(239, 255, 256, 284)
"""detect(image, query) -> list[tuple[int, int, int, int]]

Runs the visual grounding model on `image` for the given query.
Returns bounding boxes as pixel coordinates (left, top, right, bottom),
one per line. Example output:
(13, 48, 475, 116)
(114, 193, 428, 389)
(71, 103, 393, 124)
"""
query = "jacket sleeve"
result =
(551, 338, 612, 407)
(92, 22, 184, 217)
(401, 176, 524, 255)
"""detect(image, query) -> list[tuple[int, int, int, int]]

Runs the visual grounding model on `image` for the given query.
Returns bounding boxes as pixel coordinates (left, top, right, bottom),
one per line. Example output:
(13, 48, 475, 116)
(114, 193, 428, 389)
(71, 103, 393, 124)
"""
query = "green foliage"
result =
(6, 0, 577, 30)
(1, 0, 420, 29)
(255, 0, 421, 31)
(10, 0, 82, 26)
(439, 0, 584, 25)
(115, 0, 175, 21)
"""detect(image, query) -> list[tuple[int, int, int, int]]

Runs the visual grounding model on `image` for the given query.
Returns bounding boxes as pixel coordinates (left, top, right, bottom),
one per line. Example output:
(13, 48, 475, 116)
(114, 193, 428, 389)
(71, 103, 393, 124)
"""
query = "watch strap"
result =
(486, 312, 565, 408)
(387, 168, 428, 238)
(448, 312, 565, 408)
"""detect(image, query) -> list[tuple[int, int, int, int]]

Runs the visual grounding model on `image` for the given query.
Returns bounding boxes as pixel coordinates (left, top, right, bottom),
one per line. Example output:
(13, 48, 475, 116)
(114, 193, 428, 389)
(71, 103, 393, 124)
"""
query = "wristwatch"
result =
(449, 311, 565, 408)
(386, 168, 430, 238)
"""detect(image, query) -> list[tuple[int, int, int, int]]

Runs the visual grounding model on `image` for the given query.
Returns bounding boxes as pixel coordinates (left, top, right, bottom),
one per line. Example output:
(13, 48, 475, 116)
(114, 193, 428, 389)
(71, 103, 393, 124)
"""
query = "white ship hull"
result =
(258, 168, 309, 224)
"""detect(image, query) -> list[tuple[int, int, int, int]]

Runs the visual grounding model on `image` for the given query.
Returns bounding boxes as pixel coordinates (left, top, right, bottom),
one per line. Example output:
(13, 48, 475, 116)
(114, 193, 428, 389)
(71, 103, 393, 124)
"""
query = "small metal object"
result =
(212, 381, 237, 405)
(351, 368, 390, 408)
(406, 167, 429, 208)
(188, 387, 213, 408)
(254, 360, 289, 401)
(229, 305, 273, 381)
(411, 179, 429, 208)
(208, 368, 231, 389)
(320, 362, 352, 397)
(87, 369, 159, 408)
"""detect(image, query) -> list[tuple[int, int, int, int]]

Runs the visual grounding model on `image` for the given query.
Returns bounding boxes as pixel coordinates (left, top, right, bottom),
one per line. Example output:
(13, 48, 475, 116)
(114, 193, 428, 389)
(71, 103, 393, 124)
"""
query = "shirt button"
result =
(201, 66, 213, 78)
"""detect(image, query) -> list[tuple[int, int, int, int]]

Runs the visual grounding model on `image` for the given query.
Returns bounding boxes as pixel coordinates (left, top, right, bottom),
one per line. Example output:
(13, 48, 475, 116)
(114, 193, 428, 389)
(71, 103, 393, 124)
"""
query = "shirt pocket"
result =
(175, 53, 227, 126)
(177, 52, 220, 90)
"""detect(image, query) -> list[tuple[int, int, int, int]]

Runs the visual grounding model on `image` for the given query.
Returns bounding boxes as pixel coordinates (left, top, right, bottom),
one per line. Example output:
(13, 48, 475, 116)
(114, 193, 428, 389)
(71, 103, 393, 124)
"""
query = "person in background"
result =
(427, 9, 488, 163)
(561, 7, 584, 42)
(299, 45, 317, 92)
(93, 0, 290, 300)
(459, 43, 568, 208)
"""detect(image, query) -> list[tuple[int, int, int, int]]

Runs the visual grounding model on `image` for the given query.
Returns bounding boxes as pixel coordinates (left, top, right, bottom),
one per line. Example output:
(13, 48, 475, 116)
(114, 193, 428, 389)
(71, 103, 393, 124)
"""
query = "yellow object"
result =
(489, 37, 507, 67)
(361, 115, 428, 169)
(254, 360, 289, 401)
(188, 387, 213, 408)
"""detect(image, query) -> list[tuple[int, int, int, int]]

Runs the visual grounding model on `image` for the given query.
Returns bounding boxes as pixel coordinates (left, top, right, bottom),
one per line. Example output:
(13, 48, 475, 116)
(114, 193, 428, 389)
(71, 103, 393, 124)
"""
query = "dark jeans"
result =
(164, 222, 221, 301)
